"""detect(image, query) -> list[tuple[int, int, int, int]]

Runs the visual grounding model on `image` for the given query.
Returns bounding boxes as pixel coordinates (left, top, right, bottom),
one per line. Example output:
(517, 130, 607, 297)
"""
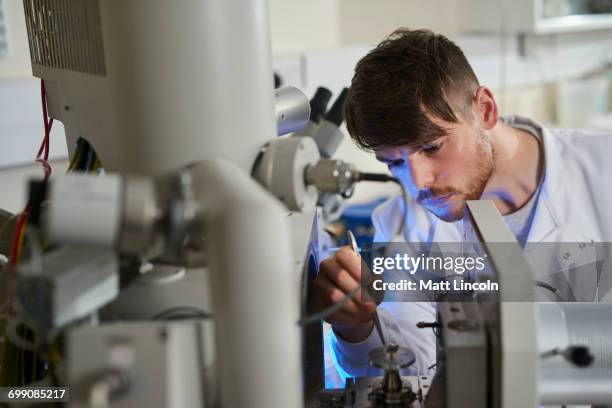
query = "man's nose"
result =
(407, 154, 435, 191)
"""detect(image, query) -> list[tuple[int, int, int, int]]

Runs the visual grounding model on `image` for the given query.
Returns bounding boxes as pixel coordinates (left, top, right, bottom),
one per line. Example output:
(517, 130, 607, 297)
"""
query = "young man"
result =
(315, 28, 612, 376)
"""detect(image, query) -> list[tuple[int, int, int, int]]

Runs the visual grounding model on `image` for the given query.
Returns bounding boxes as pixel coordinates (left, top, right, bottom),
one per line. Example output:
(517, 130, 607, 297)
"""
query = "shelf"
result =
(536, 13, 612, 33)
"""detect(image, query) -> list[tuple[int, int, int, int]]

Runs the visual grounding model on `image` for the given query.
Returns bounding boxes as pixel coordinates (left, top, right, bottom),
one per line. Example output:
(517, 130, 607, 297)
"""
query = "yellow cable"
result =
(67, 142, 82, 172)
(15, 221, 27, 265)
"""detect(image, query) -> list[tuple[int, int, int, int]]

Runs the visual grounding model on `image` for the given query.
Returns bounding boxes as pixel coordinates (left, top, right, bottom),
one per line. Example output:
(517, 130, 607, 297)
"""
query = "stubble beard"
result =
(434, 132, 495, 222)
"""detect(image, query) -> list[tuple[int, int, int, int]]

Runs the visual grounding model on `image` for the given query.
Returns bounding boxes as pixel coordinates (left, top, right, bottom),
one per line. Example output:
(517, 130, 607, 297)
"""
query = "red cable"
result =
(9, 208, 29, 266)
(44, 118, 53, 161)
(36, 81, 53, 161)
(42, 118, 53, 162)
(35, 80, 53, 187)
(9, 80, 54, 266)
(35, 158, 52, 180)
(36, 82, 48, 158)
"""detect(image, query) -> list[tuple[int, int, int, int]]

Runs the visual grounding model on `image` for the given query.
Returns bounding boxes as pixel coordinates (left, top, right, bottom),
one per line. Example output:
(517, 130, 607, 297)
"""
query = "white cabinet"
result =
(458, 0, 612, 34)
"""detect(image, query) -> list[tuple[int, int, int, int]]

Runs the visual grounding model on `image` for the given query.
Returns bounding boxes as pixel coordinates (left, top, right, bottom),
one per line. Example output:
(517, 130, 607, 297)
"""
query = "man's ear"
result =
(472, 86, 498, 130)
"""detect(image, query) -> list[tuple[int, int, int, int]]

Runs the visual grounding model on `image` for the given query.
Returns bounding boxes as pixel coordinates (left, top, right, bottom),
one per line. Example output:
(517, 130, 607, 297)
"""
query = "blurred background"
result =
(1, 0, 612, 212)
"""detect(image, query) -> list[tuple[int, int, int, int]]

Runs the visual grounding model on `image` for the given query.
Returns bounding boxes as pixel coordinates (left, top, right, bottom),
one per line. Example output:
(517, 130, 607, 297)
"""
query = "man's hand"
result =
(315, 247, 377, 343)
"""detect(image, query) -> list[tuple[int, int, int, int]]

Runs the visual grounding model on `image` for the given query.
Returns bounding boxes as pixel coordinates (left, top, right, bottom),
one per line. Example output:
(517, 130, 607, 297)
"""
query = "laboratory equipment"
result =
(317, 201, 612, 407)
(4, 0, 612, 407)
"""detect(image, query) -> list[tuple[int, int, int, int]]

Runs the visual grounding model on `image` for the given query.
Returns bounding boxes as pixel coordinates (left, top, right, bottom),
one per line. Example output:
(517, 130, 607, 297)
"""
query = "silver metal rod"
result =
(347, 230, 386, 346)
(372, 311, 387, 346)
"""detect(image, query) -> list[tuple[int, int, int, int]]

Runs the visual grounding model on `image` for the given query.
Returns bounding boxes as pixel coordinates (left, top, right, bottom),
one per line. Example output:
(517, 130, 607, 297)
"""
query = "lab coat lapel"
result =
(524, 191, 601, 301)
(524, 122, 585, 244)
(523, 192, 562, 243)
(522, 122, 603, 301)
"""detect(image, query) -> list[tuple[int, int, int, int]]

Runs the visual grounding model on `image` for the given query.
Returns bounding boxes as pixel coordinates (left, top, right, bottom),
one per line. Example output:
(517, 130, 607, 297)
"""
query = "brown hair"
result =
(344, 29, 479, 151)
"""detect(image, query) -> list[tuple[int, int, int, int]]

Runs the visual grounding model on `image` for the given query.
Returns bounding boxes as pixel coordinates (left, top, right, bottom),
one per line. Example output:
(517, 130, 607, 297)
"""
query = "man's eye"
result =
(422, 143, 443, 154)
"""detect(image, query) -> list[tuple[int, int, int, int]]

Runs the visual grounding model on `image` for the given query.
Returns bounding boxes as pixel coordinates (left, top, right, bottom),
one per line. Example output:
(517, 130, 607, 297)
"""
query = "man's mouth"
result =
(421, 193, 453, 206)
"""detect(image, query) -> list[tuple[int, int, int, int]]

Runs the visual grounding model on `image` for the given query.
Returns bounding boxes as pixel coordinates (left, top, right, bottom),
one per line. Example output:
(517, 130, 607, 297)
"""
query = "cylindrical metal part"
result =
(275, 86, 310, 136)
(190, 159, 303, 408)
(252, 136, 320, 212)
(45, 174, 164, 257)
(304, 159, 357, 194)
(563, 303, 612, 368)
(118, 177, 162, 255)
(292, 87, 332, 139)
(538, 303, 612, 405)
(47, 174, 124, 248)
(384, 370, 404, 404)
(539, 370, 612, 405)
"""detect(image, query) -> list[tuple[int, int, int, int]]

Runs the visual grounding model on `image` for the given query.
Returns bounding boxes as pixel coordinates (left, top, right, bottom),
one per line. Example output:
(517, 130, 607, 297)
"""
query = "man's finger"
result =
(324, 259, 362, 297)
(335, 246, 363, 281)
(315, 274, 372, 322)
(322, 257, 376, 312)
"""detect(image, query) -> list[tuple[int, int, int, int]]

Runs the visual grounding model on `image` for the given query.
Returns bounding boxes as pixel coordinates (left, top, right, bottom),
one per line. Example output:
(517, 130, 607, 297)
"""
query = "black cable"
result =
(356, 172, 395, 182)
(534, 280, 566, 302)
(84, 147, 96, 172)
(75, 139, 90, 171)
(68, 137, 84, 171)
(151, 306, 213, 321)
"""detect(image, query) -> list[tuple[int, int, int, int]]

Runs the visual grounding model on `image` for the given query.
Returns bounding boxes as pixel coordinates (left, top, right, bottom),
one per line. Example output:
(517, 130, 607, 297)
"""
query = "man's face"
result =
(374, 115, 494, 222)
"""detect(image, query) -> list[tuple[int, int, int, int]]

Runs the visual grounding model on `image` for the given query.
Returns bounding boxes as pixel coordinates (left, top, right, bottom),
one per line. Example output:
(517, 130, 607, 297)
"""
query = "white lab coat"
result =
(328, 116, 612, 378)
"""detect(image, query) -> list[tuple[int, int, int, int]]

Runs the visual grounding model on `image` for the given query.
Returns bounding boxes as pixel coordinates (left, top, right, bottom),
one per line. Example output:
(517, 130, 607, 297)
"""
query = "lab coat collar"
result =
(416, 115, 570, 244)
(519, 117, 588, 243)
(391, 116, 594, 244)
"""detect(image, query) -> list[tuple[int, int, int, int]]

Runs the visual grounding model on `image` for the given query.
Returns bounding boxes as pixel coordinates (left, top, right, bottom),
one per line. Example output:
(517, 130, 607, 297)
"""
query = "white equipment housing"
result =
(24, 0, 277, 176)
(22, 1, 304, 407)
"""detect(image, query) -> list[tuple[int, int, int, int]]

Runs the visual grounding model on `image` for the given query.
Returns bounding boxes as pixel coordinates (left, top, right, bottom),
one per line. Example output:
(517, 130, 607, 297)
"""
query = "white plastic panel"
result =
(0, 79, 68, 169)
(47, 173, 123, 248)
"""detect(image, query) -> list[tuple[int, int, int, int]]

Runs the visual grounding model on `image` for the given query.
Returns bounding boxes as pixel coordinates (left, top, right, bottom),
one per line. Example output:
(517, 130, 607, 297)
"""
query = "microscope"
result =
(3, 1, 612, 407)
(5, 1, 399, 407)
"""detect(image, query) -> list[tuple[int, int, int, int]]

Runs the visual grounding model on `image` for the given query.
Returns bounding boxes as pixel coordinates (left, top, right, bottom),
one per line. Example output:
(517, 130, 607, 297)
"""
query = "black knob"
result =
(28, 179, 48, 227)
(310, 87, 332, 123)
(566, 345, 594, 368)
(325, 88, 348, 126)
